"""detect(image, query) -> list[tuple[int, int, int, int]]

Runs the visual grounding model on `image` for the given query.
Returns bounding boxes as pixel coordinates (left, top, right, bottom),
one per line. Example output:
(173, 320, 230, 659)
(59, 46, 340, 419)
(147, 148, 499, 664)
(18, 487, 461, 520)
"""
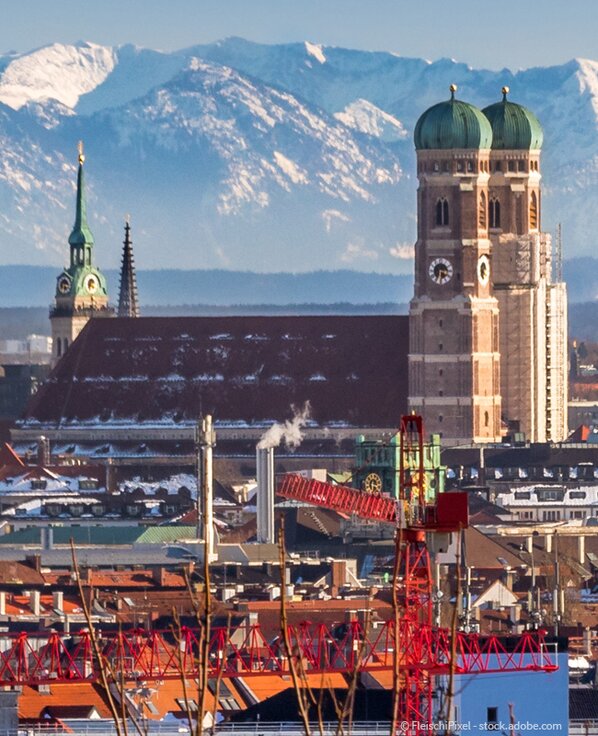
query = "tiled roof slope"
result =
(22, 316, 408, 427)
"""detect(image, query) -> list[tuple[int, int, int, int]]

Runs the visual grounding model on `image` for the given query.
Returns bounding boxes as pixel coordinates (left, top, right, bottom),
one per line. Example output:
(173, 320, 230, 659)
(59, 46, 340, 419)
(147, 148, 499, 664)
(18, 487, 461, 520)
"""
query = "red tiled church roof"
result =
(22, 315, 408, 428)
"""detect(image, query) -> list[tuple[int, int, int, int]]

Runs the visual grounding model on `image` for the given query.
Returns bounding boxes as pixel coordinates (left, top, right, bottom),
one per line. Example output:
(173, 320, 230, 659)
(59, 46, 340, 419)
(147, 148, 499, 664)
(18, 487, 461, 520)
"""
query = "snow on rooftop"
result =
(121, 473, 197, 498)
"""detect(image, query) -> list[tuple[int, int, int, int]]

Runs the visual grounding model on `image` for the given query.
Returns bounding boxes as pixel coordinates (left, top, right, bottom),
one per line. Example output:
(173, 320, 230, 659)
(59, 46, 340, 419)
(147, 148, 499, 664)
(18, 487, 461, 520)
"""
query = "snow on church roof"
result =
(22, 315, 409, 429)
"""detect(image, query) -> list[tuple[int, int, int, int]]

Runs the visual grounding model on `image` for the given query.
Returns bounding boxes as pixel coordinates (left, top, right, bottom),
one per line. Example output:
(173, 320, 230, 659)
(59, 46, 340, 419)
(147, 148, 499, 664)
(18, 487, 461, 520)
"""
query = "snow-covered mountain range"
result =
(0, 38, 597, 274)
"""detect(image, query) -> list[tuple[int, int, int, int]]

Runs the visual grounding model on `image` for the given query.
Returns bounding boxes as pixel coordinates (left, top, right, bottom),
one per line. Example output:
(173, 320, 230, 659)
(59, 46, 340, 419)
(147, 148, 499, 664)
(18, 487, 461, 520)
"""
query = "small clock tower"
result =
(408, 86, 502, 444)
(50, 144, 114, 366)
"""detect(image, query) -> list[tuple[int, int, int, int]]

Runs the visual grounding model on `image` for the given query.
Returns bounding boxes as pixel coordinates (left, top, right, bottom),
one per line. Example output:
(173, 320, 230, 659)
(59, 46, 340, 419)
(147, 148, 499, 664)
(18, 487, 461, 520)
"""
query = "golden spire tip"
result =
(78, 140, 85, 165)
(502, 85, 510, 100)
(449, 83, 457, 99)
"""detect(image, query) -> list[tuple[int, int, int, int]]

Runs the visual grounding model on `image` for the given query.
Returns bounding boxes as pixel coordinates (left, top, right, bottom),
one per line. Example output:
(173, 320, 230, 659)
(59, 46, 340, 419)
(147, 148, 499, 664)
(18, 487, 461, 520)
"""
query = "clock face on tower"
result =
(85, 275, 98, 294)
(429, 258, 453, 285)
(363, 472, 383, 494)
(57, 275, 71, 294)
(477, 255, 490, 285)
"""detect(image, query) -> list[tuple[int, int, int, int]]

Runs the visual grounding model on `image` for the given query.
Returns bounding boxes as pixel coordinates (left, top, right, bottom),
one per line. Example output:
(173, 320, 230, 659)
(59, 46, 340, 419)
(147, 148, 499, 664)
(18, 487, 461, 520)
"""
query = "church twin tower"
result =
(409, 86, 568, 444)
(50, 90, 567, 447)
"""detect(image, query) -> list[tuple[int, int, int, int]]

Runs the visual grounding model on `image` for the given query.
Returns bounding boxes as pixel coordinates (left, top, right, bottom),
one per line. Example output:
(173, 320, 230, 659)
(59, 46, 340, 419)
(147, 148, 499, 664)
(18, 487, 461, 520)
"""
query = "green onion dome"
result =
(482, 86, 543, 150)
(414, 84, 493, 150)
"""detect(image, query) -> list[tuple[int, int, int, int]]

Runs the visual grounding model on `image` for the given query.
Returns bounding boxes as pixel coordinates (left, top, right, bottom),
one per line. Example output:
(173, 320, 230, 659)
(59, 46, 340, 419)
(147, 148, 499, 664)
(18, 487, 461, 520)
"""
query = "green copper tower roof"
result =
(482, 87, 543, 150)
(414, 85, 493, 151)
(68, 144, 95, 247)
(55, 144, 109, 302)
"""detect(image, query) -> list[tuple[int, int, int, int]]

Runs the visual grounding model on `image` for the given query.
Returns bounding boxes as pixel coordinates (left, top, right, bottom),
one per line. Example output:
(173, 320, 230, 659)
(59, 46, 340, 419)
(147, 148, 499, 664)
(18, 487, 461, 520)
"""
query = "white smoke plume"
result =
(257, 401, 312, 450)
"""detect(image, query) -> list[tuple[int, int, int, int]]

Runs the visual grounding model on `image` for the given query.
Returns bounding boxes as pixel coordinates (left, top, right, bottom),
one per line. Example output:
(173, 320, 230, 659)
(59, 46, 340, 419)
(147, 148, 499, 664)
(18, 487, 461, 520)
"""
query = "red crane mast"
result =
(277, 415, 557, 734)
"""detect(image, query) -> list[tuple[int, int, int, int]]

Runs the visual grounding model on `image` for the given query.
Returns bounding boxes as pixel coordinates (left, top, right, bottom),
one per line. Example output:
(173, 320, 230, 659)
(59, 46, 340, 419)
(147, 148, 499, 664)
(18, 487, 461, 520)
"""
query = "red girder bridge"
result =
(276, 415, 559, 735)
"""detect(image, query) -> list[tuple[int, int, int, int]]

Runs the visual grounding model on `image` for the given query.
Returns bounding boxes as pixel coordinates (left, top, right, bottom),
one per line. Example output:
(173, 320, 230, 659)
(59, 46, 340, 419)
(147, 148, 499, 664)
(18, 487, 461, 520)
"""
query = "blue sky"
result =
(3, 0, 596, 70)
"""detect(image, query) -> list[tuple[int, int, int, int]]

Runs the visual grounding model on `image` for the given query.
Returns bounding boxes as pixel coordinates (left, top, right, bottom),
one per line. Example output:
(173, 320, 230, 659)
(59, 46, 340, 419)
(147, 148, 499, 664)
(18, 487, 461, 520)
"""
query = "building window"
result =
(494, 161, 502, 172)
(508, 160, 516, 172)
(518, 160, 527, 172)
(438, 343, 443, 351)
(435, 198, 449, 226)
(543, 510, 560, 521)
(439, 319, 443, 327)
(56, 338, 62, 357)
(438, 415, 443, 423)
(479, 192, 487, 229)
(487, 707, 498, 727)
(484, 411, 489, 427)
(439, 389, 443, 396)
(467, 160, 474, 172)
(530, 191, 538, 229)
(439, 369, 443, 376)
(490, 198, 501, 228)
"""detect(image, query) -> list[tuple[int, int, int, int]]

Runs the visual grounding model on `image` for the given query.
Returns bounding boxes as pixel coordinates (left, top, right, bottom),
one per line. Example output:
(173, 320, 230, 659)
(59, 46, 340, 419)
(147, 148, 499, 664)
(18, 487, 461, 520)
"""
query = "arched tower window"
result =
(479, 192, 487, 229)
(484, 410, 490, 428)
(490, 198, 501, 228)
(529, 191, 538, 229)
(435, 198, 449, 226)
(56, 338, 62, 358)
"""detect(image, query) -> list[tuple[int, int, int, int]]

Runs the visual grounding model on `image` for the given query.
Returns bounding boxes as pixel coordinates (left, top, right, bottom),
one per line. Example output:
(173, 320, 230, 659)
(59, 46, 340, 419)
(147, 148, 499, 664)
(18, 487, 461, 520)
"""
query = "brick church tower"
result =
(409, 85, 501, 444)
(483, 88, 568, 442)
(409, 86, 568, 444)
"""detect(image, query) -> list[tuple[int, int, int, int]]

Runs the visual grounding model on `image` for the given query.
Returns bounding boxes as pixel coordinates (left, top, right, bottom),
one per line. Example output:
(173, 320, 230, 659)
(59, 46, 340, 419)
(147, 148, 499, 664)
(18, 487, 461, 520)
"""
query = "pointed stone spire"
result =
(69, 141, 95, 247)
(118, 217, 140, 318)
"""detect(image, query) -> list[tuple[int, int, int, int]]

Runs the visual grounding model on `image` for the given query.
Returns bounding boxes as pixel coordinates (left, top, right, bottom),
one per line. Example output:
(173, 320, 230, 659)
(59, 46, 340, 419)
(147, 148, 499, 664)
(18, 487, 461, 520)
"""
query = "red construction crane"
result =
(0, 417, 556, 733)
(277, 414, 558, 735)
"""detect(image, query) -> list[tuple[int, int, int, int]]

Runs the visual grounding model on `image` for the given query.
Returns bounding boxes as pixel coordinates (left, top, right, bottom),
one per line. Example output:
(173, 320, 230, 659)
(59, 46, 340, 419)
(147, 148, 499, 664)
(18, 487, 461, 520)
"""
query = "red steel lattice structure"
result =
(278, 414, 558, 734)
(0, 622, 556, 686)
(0, 417, 557, 734)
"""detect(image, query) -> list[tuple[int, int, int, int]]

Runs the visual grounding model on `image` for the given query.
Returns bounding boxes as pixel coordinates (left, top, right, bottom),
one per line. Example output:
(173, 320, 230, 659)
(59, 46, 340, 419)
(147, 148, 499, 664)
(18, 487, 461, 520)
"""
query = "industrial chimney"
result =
(197, 415, 216, 561)
(256, 447, 275, 544)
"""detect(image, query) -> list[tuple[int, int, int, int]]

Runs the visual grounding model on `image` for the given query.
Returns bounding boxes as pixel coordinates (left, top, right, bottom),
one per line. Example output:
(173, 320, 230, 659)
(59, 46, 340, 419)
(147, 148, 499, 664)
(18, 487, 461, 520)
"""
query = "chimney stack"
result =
(256, 447, 275, 544)
(31, 590, 41, 617)
(52, 591, 64, 612)
(578, 535, 586, 564)
(197, 415, 216, 561)
(37, 436, 50, 467)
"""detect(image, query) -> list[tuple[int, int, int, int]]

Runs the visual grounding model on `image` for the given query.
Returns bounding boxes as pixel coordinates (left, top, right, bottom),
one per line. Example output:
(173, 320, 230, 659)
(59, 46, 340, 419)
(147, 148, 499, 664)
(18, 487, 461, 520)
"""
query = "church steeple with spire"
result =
(50, 143, 114, 366)
(118, 218, 140, 318)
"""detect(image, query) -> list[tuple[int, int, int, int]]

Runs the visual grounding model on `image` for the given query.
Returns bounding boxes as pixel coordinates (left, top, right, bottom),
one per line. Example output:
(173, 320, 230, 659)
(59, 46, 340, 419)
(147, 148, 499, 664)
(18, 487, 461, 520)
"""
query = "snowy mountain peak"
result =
(304, 42, 326, 65)
(335, 99, 407, 142)
(0, 41, 116, 110)
(0, 37, 598, 273)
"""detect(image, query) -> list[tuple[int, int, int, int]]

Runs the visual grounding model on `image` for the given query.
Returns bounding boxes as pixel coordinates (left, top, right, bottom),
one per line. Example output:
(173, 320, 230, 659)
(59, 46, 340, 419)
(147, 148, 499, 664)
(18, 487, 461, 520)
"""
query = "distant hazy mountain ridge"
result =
(0, 38, 596, 272)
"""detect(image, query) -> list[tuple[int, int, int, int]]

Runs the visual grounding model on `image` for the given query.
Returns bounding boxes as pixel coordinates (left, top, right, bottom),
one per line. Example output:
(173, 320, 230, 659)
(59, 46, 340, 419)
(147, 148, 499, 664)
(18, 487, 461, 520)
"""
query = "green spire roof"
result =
(68, 146, 95, 247)
(414, 85, 493, 151)
(482, 87, 543, 150)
